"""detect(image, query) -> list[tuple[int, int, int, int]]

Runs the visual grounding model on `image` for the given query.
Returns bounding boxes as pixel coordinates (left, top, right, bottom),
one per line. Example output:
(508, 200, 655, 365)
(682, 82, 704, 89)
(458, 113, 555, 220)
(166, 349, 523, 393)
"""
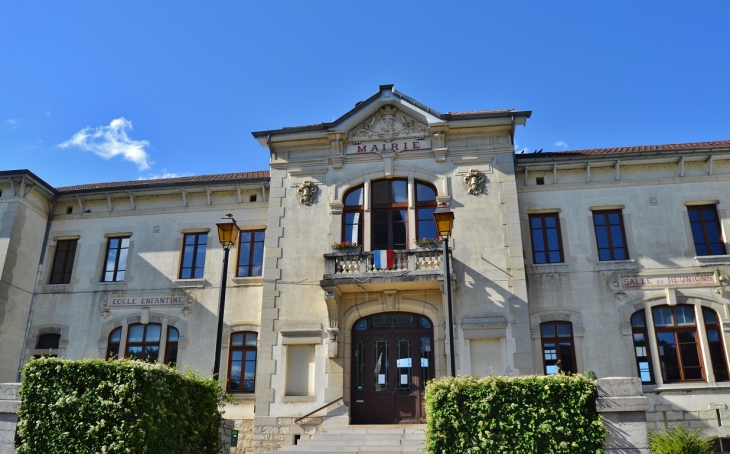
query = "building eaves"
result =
(56, 171, 270, 196)
(516, 140, 730, 164)
(0, 169, 58, 197)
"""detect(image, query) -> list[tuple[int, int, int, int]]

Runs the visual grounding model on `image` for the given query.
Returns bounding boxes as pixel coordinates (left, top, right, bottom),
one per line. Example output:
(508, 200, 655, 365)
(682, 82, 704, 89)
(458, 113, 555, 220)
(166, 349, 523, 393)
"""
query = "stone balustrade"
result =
(324, 249, 443, 276)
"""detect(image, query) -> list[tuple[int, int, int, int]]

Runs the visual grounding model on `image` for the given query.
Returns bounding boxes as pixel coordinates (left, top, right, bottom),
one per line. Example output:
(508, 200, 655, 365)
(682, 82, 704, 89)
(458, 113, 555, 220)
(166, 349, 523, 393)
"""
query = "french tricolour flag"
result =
(373, 250, 394, 269)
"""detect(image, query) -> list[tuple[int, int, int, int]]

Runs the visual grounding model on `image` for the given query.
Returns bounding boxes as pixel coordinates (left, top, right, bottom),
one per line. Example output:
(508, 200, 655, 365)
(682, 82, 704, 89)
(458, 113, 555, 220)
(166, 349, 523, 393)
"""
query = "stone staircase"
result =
(268, 426, 426, 453)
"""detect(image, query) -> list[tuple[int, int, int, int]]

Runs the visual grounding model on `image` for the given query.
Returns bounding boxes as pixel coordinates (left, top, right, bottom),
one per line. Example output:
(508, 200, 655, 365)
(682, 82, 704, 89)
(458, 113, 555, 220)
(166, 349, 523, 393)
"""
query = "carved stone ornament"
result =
(297, 180, 318, 206)
(463, 169, 485, 195)
(351, 105, 427, 143)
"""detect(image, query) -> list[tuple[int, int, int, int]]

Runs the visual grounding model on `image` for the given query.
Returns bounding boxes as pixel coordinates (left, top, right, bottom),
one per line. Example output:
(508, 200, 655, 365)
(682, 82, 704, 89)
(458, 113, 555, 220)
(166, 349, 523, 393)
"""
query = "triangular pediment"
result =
(349, 105, 428, 143)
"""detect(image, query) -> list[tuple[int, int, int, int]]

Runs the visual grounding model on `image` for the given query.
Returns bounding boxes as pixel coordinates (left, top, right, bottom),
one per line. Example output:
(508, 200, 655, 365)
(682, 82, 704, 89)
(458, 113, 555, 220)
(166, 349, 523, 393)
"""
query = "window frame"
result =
(36, 333, 61, 350)
(236, 230, 265, 277)
(49, 239, 78, 284)
(371, 179, 409, 251)
(342, 185, 365, 248)
(528, 213, 564, 264)
(539, 321, 577, 375)
(703, 307, 729, 382)
(687, 204, 727, 256)
(630, 311, 655, 384)
(414, 182, 438, 242)
(179, 232, 208, 279)
(102, 236, 131, 282)
(651, 305, 705, 383)
(592, 209, 629, 261)
(228, 331, 258, 393)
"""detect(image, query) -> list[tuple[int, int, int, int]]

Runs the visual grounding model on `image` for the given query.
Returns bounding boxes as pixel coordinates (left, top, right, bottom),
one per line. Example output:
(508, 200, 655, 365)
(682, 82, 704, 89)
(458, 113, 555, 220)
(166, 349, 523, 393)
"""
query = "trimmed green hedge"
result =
(17, 357, 228, 454)
(425, 375, 606, 454)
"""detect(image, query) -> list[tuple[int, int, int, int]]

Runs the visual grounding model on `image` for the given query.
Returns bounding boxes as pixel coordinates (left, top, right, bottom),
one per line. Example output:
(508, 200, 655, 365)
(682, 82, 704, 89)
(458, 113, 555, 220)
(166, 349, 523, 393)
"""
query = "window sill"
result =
(40, 283, 74, 293)
(596, 259, 637, 271)
(94, 281, 126, 291)
(530, 263, 568, 274)
(230, 276, 264, 287)
(694, 255, 730, 266)
(229, 393, 256, 401)
(642, 381, 730, 393)
(281, 395, 317, 403)
(173, 278, 206, 288)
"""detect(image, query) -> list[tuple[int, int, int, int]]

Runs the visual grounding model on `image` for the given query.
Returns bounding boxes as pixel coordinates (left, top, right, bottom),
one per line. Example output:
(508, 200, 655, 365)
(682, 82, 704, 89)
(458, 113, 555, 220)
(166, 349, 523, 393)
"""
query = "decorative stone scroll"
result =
(463, 169, 485, 195)
(350, 105, 427, 143)
(297, 180, 318, 206)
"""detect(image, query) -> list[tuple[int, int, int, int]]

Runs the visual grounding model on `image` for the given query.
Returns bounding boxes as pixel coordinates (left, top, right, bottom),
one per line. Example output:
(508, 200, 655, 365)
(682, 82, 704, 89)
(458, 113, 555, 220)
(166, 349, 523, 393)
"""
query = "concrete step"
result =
(267, 426, 426, 453)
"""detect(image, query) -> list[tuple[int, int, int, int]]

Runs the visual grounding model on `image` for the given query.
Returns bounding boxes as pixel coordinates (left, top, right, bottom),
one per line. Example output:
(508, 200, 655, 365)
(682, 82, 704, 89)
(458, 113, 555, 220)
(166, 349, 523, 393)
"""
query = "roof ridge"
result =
(522, 139, 730, 157)
(57, 170, 270, 192)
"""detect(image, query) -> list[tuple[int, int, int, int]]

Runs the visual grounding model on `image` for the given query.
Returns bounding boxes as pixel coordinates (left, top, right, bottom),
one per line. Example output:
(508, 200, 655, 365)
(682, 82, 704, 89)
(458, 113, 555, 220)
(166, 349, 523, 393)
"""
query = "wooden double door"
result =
(350, 312, 434, 424)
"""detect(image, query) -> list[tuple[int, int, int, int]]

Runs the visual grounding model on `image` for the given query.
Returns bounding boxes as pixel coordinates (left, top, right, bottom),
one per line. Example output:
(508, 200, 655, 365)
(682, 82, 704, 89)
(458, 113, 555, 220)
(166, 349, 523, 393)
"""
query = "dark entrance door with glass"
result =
(350, 312, 434, 424)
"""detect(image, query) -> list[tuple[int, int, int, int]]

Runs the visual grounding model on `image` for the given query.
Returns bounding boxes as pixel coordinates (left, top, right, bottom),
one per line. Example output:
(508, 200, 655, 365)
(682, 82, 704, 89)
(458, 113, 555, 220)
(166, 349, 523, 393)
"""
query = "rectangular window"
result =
(592, 210, 628, 261)
(102, 237, 130, 282)
(180, 233, 208, 279)
(688, 205, 726, 256)
(49, 239, 78, 284)
(228, 332, 257, 392)
(237, 230, 265, 277)
(529, 213, 563, 264)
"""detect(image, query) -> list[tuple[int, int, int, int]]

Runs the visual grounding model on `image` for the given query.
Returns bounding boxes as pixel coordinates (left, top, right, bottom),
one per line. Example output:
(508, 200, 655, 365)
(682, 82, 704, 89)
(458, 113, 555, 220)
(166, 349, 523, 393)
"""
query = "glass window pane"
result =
(631, 312, 646, 327)
(372, 181, 388, 204)
(556, 323, 572, 337)
(391, 181, 407, 203)
(110, 328, 122, 343)
(345, 187, 364, 206)
(593, 214, 606, 226)
(533, 229, 545, 252)
(245, 351, 257, 361)
(245, 333, 257, 346)
(703, 208, 717, 221)
(535, 252, 546, 264)
(598, 249, 612, 261)
(549, 251, 561, 262)
(168, 327, 179, 342)
(531, 217, 543, 229)
(416, 183, 436, 202)
(674, 306, 695, 326)
(545, 216, 557, 228)
(688, 210, 700, 221)
(541, 324, 555, 338)
(244, 361, 256, 380)
(608, 213, 620, 224)
(105, 249, 118, 273)
(613, 247, 627, 260)
(374, 339, 389, 391)
(652, 307, 673, 327)
(128, 325, 144, 342)
(547, 229, 559, 250)
(145, 324, 161, 342)
(127, 346, 142, 359)
(703, 308, 718, 325)
(595, 226, 609, 248)
(230, 364, 241, 390)
(240, 232, 252, 243)
(232, 351, 243, 361)
(145, 346, 159, 362)
(610, 226, 624, 247)
(231, 333, 244, 346)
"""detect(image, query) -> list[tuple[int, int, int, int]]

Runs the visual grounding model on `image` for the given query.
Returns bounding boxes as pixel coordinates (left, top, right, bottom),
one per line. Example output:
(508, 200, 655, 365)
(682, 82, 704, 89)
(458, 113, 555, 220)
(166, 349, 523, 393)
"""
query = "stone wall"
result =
(0, 384, 19, 454)
(595, 377, 650, 454)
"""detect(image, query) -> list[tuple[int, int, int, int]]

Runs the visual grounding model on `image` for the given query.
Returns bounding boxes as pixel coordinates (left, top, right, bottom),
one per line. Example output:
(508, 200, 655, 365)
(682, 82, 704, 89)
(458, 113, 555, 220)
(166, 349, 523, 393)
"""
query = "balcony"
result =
(320, 249, 446, 289)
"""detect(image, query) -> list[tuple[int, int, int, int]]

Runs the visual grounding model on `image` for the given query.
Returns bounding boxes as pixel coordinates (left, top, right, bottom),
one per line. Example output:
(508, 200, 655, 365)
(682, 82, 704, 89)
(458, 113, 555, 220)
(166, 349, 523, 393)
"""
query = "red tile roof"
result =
(550, 140, 730, 156)
(57, 171, 270, 192)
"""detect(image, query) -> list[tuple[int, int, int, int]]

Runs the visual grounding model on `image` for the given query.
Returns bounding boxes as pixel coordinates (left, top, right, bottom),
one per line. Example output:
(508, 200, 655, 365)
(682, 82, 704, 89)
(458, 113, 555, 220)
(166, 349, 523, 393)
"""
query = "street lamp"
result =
(433, 205, 456, 377)
(214, 214, 240, 379)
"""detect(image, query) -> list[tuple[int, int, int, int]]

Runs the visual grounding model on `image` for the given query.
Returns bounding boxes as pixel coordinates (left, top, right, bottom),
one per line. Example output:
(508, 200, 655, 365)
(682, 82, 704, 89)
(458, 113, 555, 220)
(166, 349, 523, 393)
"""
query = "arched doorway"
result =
(350, 312, 434, 424)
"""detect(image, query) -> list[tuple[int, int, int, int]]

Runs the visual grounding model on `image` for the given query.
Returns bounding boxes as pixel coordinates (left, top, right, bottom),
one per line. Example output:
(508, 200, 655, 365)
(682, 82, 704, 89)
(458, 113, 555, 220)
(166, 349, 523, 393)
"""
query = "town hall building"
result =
(1, 85, 729, 452)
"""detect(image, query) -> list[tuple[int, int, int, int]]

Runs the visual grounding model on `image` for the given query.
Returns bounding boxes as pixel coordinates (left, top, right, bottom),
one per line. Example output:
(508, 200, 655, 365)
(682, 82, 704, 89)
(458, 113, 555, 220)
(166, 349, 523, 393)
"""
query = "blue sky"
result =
(1, 1, 729, 187)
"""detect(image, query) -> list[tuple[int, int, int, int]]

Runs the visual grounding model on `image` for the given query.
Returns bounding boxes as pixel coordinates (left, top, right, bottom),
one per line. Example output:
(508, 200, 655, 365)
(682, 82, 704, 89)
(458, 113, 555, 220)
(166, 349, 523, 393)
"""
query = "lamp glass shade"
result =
(432, 207, 455, 237)
(216, 221, 240, 248)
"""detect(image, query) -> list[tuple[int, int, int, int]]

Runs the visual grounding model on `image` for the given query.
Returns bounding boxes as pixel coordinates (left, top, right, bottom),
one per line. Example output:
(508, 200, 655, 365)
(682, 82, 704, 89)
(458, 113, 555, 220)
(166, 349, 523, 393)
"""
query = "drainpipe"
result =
(17, 194, 58, 381)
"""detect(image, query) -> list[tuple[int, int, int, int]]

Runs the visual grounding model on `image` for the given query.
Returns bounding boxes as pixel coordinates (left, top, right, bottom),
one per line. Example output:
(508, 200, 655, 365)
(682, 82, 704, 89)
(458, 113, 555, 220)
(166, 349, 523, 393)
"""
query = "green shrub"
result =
(648, 425, 715, 454)
(16, 357, 229, 454)
(424, 374, 606, 454)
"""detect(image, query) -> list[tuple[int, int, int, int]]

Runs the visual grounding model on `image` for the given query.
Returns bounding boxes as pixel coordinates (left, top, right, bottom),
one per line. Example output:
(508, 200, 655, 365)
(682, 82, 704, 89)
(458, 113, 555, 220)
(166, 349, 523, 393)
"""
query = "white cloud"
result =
(138, 169, 193, 180)
(59, 118, 152, 170)
(514, 141, 529, 154)
(553, 140, 568, 150)
(6, 118, 19, 125)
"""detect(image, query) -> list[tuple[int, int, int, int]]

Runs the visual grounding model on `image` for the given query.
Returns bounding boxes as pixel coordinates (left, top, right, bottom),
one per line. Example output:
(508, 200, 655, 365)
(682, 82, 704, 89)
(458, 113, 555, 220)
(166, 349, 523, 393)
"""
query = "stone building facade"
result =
(0, 86, 729, 452)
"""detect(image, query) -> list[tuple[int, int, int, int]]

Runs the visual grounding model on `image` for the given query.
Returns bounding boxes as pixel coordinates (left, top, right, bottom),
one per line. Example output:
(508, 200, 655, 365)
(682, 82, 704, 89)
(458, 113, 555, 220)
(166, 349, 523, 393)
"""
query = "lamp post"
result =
(433, 205, 456, 377)
(214, 214, 240, 379)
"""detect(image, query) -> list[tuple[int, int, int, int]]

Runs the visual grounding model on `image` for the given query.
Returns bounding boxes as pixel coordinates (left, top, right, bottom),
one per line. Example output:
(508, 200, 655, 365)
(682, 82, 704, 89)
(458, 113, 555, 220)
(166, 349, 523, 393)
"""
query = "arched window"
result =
(415, 182, 438, 241)
(228, 332, 257, 392)
(703, 308, 728, 381)
(652, 305, 703, 382)
(540, 321, 577, 375)
(107, 324, 178, 365)
(36, 333, 60, 350)
(372, 179, 408, 250)
(342, 185, 364, 247)
(107, 327, 122, 359)
(630, 311, 654, 384)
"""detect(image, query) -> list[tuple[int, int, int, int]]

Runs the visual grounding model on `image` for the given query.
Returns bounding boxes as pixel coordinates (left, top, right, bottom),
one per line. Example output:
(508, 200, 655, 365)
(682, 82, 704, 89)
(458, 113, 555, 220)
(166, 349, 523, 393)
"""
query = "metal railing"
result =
(294, 397, 344, 424)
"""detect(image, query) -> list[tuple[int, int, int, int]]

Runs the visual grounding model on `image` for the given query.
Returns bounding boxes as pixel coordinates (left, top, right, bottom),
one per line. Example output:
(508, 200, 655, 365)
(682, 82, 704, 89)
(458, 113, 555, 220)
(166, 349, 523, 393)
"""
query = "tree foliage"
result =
(16, 357, 229, 454)
(424, 374, 606, 454)
(648, 425, 715, 454)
